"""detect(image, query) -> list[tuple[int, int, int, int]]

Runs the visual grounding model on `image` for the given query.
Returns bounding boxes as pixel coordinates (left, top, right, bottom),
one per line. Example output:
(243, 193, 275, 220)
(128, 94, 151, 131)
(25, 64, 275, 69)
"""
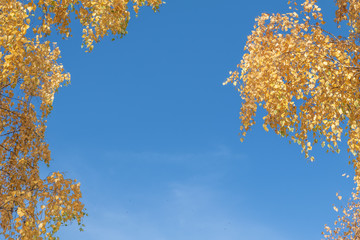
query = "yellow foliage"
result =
(226, 0, 360, 177)
(0, 0, 163, 239)
(225, 0, 360, 238)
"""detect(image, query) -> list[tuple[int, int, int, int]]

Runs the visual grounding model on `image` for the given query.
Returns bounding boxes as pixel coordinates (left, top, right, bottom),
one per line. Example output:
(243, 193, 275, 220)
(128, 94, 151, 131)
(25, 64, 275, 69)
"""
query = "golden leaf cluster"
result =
(323, 190, 360, 239)
(0, 0, 163, 239)
(224, 0, 360, 238)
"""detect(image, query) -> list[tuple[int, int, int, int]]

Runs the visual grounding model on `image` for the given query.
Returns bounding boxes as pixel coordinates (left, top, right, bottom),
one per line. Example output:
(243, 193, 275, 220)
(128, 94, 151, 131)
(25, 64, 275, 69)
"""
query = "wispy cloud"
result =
(59, 181, 290, 240)
(56, 147, 291, 240)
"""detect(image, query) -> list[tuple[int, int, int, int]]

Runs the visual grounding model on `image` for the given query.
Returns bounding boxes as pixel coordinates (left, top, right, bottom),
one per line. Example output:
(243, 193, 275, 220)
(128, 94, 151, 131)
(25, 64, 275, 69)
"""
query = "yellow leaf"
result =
(17, 207, 25, 217)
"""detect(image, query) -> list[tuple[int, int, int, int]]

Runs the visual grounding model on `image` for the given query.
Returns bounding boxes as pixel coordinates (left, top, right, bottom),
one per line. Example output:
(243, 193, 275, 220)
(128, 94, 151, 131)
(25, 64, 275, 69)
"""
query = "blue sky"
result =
(42, 0, 354, 239)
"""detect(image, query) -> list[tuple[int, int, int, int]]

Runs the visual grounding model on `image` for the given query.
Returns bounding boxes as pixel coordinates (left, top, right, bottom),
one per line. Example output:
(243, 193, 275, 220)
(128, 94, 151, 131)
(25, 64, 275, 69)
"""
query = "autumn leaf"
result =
(0, 0, 164, 239)
(225, 0, 360, 239)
